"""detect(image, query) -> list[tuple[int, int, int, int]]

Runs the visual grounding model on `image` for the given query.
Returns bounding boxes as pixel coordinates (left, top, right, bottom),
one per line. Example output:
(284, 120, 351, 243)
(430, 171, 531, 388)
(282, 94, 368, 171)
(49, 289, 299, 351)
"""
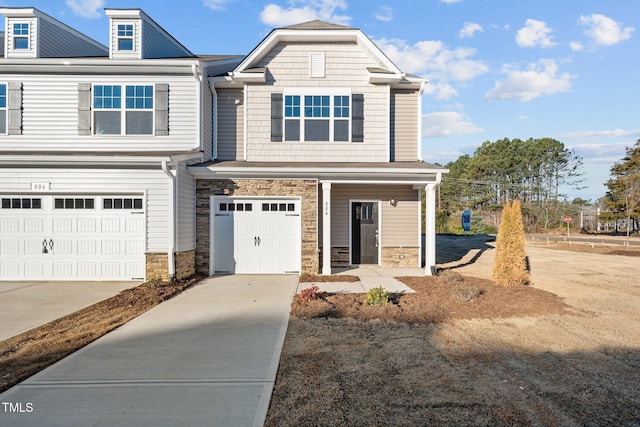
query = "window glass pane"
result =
(133, 199, 143, 209)
(0, 112, 6, 134)
(94, 85, 121, 110)
(237, 203, 244, 211)
(14, 38, 28, 49)
(334, 120, 349, 142)
(75, 198, 85, 209)
(1, 198, 10, 209)
(118, 38, 133, 51)
(262, 203, 269, 211)
(117, 25, 133, 36)
(228, 203, 235, 211)
(0, 84, 6, 108)
(13, 23, 29, 35)
(334, 96, 349, 117)
(126, 85, 153, 110)
(285, 95, 300, 117)
(124, 199, 133, 209)
(126, 111, 153, 135)
(104, 199, 113, 209)
(245, 203, 252, 212)
(94, 111, 121, 135)
(11, 198, 20, 208)
(284, 119, 300, 141)
(279, 203, 286, 211)
(220, 203, 227, 211)
(86, 199, 94, 209)
(114, 199, 123, 209)
(270, 203, 277, 211)
(32, 199, 41, 209)
(55, 198, 64, 209)
(304, 120, 330, 141)
(287, 203, 295, 212)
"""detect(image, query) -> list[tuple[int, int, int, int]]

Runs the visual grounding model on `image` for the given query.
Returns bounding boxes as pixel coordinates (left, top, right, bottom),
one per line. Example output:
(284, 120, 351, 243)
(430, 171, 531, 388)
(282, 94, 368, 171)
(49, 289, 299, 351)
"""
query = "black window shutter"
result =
(271, 93, 283, 142)
(77, 83, 91, 135)
(352, 93, 364, 142)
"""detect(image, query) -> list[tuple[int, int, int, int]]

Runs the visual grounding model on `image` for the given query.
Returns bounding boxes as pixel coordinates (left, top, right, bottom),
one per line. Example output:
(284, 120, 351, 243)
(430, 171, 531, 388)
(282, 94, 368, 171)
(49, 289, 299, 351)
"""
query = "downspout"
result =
(192, 63, 203, 154)
(161, 161, 176, 281)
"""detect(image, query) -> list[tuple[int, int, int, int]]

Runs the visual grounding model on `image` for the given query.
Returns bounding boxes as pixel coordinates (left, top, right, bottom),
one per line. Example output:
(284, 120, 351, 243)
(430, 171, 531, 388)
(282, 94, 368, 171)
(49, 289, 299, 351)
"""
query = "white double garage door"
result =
(0, 195, 146, 280)
(211, 197, 301, 275)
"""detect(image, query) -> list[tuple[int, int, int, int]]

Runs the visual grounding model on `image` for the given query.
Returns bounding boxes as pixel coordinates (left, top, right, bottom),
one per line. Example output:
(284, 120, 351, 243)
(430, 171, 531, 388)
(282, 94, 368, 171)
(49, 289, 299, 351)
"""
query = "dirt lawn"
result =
(266, 236, 640, 426)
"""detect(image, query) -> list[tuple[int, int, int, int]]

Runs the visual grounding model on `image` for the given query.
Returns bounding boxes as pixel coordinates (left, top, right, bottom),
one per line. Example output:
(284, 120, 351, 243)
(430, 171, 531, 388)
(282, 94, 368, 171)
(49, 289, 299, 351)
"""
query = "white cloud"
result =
(579, 14, 634, 46)
(260, 0, 351, 27)
(516, 19, 556, 48)
(441, 0, 463, 3)
(558, 129, 640, 140)
(569, 41, 584, 52)
(485, 59, 575, 102)
(422, 112, 483, 138)
(374, 5, 393, 22)
(459, 22, 483, 39)
(422, 82, 459, 101)
(203, 0, 235, 11)
(65, 0, 104, 19)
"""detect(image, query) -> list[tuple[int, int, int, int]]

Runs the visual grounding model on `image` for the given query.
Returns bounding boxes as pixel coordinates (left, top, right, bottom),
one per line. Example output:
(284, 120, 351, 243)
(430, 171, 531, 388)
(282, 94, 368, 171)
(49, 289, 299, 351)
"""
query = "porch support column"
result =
(424, 183, 437, 275)
(322, 182, 332, 275)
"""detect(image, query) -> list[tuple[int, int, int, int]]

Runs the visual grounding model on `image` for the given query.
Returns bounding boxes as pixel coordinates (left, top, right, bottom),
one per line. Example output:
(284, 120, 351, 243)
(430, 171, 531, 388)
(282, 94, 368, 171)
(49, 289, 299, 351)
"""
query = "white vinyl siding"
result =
(390, 89, 419, 161)
(243, 42, 389, 162)
(0, 168, 171, 253)
(176, 163, 195, 251)
(320, 184, 419, 247)
(216, 88, 244, 160)
(0, 74, 200, 151)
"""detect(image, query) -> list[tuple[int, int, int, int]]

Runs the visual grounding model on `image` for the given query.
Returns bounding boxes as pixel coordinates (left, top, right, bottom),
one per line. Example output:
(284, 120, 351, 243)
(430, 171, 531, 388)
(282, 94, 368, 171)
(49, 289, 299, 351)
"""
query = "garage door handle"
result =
(254, 236, 258, 246)
(257, 236, 261, 246)
(42, 239, 49, 254)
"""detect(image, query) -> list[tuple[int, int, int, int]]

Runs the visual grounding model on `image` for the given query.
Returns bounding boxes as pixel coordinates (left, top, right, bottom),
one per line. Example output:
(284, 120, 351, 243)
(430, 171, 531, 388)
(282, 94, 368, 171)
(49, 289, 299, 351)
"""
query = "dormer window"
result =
(13, 23, 29, 49)
(117, 24, 134, 51)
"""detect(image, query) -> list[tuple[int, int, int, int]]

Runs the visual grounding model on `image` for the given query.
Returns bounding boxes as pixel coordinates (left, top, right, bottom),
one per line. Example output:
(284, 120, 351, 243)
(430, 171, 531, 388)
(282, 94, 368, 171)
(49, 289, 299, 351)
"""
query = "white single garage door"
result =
(212, 197, 301, 274)
(0, 195, 145, 280)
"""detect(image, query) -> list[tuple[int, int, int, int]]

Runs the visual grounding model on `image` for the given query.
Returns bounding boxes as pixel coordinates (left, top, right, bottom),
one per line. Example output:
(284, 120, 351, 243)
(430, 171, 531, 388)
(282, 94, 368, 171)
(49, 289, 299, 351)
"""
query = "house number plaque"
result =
(31, 182, 51, 191)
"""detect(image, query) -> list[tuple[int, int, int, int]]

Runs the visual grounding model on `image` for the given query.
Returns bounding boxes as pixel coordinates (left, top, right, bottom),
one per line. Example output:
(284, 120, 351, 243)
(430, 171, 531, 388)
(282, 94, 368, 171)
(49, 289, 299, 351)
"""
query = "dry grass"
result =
(0, 275, 203, 393)
(528, 240, 640, 257)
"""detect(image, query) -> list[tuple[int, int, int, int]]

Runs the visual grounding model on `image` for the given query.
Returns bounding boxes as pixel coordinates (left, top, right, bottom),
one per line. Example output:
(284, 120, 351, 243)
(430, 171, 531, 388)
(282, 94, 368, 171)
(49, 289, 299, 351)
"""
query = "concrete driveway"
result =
(0, 275, 298, 427)
(0, 281, 141, 341)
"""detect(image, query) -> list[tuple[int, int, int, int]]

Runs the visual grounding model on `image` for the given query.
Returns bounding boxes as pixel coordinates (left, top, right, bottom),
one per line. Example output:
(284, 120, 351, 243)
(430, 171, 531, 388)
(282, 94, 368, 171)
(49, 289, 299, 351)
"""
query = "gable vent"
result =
(310, 53, 325, 78)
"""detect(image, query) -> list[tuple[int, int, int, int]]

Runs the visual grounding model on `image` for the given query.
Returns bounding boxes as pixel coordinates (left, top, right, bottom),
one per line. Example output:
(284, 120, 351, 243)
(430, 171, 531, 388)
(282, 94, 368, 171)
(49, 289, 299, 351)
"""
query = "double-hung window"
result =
(117, 24, 134, 51)
(93, 85, 153, 135)
(0, 84, 6, 134)
(283, 92, 352, 142)
(13, 23, 29, 50)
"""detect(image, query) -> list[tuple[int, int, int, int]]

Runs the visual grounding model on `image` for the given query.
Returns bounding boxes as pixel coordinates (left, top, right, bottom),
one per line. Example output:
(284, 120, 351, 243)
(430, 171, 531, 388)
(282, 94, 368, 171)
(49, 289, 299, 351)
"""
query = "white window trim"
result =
(283, 88, 352, 143)
(116, 22, 135, 52)
(12, 22, 30, 51)
(92, 83, 155, 136)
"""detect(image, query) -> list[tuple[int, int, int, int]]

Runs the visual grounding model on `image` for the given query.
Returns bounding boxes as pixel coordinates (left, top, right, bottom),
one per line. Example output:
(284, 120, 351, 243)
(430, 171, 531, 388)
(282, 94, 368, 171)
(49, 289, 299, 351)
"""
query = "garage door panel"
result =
(53, 218, 73, 233)
(24, 218, 43, 233)
(213, 197, 301, 275)
(0, 194, 145, 281)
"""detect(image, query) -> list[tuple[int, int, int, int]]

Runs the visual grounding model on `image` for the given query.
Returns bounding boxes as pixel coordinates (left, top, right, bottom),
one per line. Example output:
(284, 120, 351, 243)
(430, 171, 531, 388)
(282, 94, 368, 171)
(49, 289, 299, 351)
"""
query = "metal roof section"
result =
(0, 7, 108, 58)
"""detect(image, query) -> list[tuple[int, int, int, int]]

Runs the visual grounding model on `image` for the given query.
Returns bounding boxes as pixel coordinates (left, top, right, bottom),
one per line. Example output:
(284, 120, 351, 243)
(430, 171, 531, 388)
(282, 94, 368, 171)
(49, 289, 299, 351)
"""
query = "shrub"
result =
(299, 285, 324, 303)
(492, 200, 530, 287)
(366, 285, 391, 305)
(452, 285, 483, 302)
(439, 270, 464, 285)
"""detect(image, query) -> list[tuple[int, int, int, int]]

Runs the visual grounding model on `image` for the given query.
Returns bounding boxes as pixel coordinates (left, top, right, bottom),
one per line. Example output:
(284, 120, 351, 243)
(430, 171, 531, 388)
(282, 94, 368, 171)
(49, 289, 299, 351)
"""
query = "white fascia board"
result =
(0, 153, 202, 166)
(104, 9, 143, 19)
(229, 71, 266, 83)
(0, 58, 202, 74)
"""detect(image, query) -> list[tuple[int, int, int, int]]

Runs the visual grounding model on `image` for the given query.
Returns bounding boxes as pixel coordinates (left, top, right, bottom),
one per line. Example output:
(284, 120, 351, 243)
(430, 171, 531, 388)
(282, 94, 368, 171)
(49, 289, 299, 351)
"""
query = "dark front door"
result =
(351, 201, 379, 264)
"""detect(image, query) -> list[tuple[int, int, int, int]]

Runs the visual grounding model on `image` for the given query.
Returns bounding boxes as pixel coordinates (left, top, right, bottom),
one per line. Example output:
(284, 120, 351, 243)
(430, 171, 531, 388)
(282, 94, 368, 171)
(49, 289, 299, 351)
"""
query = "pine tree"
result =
(492, 200, 529, 286)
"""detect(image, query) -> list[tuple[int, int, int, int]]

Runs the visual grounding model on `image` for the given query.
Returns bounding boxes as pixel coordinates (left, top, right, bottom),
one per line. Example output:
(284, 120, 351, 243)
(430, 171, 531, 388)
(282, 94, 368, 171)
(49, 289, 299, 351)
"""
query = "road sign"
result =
(564, 216, 572, 223)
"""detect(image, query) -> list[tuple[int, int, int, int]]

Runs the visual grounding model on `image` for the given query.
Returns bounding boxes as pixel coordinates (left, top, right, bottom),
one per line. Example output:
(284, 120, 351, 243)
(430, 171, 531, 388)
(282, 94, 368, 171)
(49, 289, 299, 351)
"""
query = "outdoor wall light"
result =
(389, 198, 397, 207)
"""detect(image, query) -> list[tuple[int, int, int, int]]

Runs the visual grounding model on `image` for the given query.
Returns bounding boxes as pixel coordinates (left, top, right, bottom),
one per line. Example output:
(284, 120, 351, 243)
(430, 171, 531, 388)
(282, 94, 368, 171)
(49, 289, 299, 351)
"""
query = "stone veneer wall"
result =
(381, 247, 420, 268)
(146, 253, 169, 282)
(195, 179, 319, 275)
(175, 250, 196, 280)
(319, 247, 350, 268)
(146, 250, 196, 282)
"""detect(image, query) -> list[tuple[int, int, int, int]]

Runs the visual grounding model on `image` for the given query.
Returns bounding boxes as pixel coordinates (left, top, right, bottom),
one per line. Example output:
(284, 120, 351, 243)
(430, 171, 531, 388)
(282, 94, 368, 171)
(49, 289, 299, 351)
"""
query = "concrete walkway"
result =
(297, 266, 424, 294)
(0, 275, 298, 427)
(0, 281, 141, 341)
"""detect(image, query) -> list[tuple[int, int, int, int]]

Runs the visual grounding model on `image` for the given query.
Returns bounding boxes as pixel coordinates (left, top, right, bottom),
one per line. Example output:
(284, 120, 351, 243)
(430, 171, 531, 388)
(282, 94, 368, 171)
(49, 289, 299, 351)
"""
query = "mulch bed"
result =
(291, 274, 568, 324)
(299, 274, 360, 282)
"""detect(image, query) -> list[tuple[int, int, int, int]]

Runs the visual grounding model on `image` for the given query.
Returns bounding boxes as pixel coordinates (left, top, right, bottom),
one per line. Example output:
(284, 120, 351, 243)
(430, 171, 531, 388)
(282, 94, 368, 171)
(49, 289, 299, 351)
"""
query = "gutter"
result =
(161, 161, 176, 281)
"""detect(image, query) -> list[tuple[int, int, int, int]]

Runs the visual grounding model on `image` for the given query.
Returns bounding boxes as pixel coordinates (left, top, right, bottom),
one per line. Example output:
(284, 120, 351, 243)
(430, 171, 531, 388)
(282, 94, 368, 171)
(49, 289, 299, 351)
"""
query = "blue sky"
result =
(2, 0, 638, 202)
